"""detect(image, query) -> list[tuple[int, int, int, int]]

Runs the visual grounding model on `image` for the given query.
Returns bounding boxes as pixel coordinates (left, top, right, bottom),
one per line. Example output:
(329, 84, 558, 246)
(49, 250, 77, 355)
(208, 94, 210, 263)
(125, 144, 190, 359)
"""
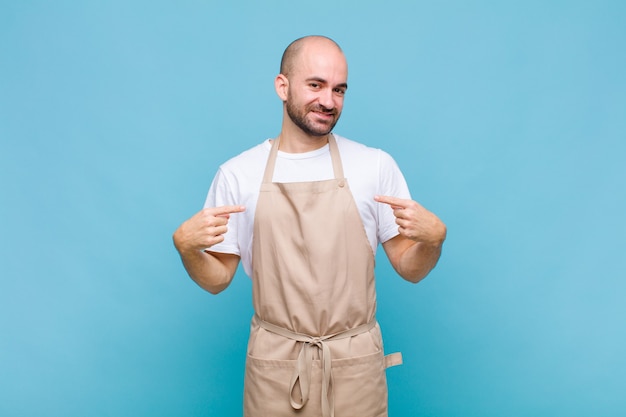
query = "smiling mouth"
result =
(312, 111, 334, 120)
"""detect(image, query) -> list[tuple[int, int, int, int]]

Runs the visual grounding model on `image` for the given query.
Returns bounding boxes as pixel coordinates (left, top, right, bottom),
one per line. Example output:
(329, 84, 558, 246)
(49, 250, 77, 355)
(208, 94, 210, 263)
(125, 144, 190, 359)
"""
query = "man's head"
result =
(275, 36, 348, 137)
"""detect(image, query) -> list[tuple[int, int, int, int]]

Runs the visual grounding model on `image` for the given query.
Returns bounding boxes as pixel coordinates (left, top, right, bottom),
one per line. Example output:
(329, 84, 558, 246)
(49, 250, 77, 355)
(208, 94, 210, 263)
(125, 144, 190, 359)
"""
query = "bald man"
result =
(173, 36, 446, 417)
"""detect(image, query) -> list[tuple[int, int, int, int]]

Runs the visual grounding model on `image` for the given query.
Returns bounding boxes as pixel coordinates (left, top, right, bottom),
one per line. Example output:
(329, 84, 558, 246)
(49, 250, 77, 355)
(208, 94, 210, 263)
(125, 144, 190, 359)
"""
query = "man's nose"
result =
(318, 88, 335, 110)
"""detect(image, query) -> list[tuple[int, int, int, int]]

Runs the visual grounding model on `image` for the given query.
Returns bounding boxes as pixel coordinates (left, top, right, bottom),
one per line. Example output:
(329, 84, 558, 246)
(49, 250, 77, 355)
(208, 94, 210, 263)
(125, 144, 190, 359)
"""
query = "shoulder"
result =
(210, 140, 270, 195)
(334, 134, 398, 168)
(334, 134, 376, 153)
(217, 140, 270, 181)
(220, 140, 270, 172)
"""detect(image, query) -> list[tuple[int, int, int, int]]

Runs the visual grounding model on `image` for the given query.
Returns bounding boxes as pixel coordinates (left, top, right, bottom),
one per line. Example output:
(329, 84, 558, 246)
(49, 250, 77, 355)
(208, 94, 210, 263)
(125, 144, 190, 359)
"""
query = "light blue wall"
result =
(1, 1, 624, 416)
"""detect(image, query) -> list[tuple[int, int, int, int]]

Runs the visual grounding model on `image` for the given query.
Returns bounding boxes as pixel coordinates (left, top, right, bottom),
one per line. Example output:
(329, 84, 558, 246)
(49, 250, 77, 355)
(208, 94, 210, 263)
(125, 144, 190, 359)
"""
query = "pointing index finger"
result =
(210, 205, 246, 216)
(374, 195, 407, 209)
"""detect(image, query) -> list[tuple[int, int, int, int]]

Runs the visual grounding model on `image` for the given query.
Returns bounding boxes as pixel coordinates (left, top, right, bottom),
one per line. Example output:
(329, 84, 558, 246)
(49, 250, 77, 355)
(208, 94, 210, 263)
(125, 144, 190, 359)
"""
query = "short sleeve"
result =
(202, 168, 241, 256)
(377, 151, 411, 244)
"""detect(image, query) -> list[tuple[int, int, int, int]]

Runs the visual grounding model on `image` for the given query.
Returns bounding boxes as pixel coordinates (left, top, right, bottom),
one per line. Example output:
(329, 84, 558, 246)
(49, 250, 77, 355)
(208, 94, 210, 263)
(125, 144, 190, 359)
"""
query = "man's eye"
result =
(310, 83, 319, 88)
(334, 88, 346, 95)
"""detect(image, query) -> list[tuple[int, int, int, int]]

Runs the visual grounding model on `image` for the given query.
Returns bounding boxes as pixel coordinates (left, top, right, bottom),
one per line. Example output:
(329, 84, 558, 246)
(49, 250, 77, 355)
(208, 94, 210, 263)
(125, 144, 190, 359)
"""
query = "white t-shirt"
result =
(203, 134, 411, 277)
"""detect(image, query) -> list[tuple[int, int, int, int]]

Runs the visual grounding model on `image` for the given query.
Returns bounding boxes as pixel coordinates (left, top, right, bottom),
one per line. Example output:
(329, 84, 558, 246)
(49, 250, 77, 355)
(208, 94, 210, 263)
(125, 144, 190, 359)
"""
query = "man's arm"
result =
(376, 195, 446, 283)
(172, 205, 245, 294)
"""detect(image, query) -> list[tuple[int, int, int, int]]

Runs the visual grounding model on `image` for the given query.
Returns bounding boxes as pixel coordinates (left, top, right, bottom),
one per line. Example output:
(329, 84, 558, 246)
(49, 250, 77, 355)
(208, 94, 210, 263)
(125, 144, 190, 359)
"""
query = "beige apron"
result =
(243, 135, 401, 417)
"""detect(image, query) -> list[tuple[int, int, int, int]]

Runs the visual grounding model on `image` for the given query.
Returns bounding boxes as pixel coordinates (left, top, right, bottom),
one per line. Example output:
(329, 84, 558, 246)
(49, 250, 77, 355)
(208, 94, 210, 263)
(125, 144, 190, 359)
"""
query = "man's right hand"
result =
(173, 205, 246, 254)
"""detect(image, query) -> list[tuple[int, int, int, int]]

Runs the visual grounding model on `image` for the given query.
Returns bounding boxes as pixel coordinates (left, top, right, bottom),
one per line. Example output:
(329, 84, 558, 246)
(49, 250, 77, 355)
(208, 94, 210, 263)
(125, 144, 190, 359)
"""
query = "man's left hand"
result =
(374, 195, 447, 245)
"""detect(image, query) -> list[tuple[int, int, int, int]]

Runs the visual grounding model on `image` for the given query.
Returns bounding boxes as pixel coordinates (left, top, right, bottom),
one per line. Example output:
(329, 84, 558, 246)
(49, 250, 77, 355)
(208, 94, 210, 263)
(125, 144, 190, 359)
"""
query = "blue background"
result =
(1, 1, 625, 416)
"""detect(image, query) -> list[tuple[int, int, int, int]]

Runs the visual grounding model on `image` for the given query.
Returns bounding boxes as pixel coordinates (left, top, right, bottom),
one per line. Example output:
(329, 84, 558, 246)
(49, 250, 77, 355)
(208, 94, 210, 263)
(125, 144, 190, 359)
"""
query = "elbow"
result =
(396, 251, 442, 284)
(191, 274, 232, 295)
(400, 269, 430, 284)
(200, 278, 231, 295)
(205, 283, 229, 295)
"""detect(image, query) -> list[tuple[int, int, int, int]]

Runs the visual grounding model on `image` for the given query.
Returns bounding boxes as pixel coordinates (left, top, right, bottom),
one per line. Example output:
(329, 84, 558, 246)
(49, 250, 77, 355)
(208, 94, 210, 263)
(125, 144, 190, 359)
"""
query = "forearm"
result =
(176, 247, 238, 295)
(383, 219, 447, 284)
(172, 206, 244, 294)
(394, 240, 443, 283)
(377, 195, 447, 283)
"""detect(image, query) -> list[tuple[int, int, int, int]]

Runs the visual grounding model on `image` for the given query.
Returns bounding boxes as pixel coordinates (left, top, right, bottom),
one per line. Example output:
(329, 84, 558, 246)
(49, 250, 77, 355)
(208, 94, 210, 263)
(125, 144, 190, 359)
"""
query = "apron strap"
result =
(262, 134, 343, 184)
(262, 137, 280, 184)
(255, 316, 377, 417)
(327, 134, 344, 179)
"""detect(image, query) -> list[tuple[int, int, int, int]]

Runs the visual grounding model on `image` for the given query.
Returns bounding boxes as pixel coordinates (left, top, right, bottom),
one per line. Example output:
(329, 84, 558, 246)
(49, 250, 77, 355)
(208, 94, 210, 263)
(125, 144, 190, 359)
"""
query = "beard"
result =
(285, 98, 341, 137)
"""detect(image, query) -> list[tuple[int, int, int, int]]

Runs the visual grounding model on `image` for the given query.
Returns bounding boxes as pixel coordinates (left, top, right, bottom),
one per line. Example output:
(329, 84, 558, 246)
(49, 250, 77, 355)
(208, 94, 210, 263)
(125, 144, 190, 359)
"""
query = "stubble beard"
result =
(285, 99, 340, 137)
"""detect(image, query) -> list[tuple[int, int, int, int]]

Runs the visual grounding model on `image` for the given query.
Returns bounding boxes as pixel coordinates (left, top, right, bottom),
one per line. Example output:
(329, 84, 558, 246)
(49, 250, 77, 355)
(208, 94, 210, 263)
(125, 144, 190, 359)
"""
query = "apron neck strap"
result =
(263, 134, 344, 184)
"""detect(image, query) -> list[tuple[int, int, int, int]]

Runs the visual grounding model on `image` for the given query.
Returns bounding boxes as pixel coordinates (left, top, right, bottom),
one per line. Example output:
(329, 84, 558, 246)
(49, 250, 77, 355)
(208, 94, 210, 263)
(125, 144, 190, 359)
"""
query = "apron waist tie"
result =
(255, 316, 377, 417)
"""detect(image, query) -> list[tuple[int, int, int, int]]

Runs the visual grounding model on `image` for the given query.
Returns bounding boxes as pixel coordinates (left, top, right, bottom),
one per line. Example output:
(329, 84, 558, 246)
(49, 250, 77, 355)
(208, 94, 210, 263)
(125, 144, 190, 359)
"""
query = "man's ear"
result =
(274, 74, 288, 101)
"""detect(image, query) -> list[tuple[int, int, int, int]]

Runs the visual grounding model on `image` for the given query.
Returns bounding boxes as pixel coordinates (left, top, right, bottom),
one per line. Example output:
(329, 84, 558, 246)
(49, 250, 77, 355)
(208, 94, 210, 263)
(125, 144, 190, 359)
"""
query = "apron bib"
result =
(243, 135, 401, 417)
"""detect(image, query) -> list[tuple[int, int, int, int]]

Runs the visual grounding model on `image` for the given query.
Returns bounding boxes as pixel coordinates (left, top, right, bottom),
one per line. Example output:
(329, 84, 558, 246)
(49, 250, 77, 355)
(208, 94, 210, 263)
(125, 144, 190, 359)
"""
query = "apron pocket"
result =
(331, 349, 389, 417)
(244, 354, 323, 417)
(244, 349, 389, 417)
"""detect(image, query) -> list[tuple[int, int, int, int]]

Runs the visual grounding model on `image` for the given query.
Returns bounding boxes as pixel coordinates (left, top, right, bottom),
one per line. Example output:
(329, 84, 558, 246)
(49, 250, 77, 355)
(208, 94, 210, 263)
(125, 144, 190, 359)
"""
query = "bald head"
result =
(280, 36, 344, 76)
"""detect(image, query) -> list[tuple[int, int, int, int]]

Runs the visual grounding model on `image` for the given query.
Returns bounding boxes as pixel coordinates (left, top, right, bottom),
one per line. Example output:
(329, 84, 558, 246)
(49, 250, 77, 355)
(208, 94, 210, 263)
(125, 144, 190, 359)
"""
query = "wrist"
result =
(418, 223, 447, 246)
(172, 231, 204, 256)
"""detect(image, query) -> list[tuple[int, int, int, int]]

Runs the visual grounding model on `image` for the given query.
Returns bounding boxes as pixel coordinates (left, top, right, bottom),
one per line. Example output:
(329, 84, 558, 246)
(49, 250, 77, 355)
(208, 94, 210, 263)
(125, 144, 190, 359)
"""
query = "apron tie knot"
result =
(255, 316, 377, 417)
(309, 337, 324, 347)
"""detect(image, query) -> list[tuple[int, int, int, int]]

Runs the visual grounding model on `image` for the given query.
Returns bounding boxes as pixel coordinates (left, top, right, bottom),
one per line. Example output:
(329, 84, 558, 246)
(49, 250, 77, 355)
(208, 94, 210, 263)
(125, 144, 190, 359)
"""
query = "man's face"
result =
(284, 42, 348, 137)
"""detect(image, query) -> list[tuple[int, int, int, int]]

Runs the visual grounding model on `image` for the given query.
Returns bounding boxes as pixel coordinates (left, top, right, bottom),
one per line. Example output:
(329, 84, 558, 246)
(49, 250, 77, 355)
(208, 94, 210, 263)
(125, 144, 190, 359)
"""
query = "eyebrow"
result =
(306, 77, 348, 90)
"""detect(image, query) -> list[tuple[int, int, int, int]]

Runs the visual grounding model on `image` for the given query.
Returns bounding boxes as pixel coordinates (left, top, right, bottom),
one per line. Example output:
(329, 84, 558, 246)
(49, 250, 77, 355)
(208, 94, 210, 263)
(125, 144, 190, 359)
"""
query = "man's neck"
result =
(276, 124, 330, 153)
